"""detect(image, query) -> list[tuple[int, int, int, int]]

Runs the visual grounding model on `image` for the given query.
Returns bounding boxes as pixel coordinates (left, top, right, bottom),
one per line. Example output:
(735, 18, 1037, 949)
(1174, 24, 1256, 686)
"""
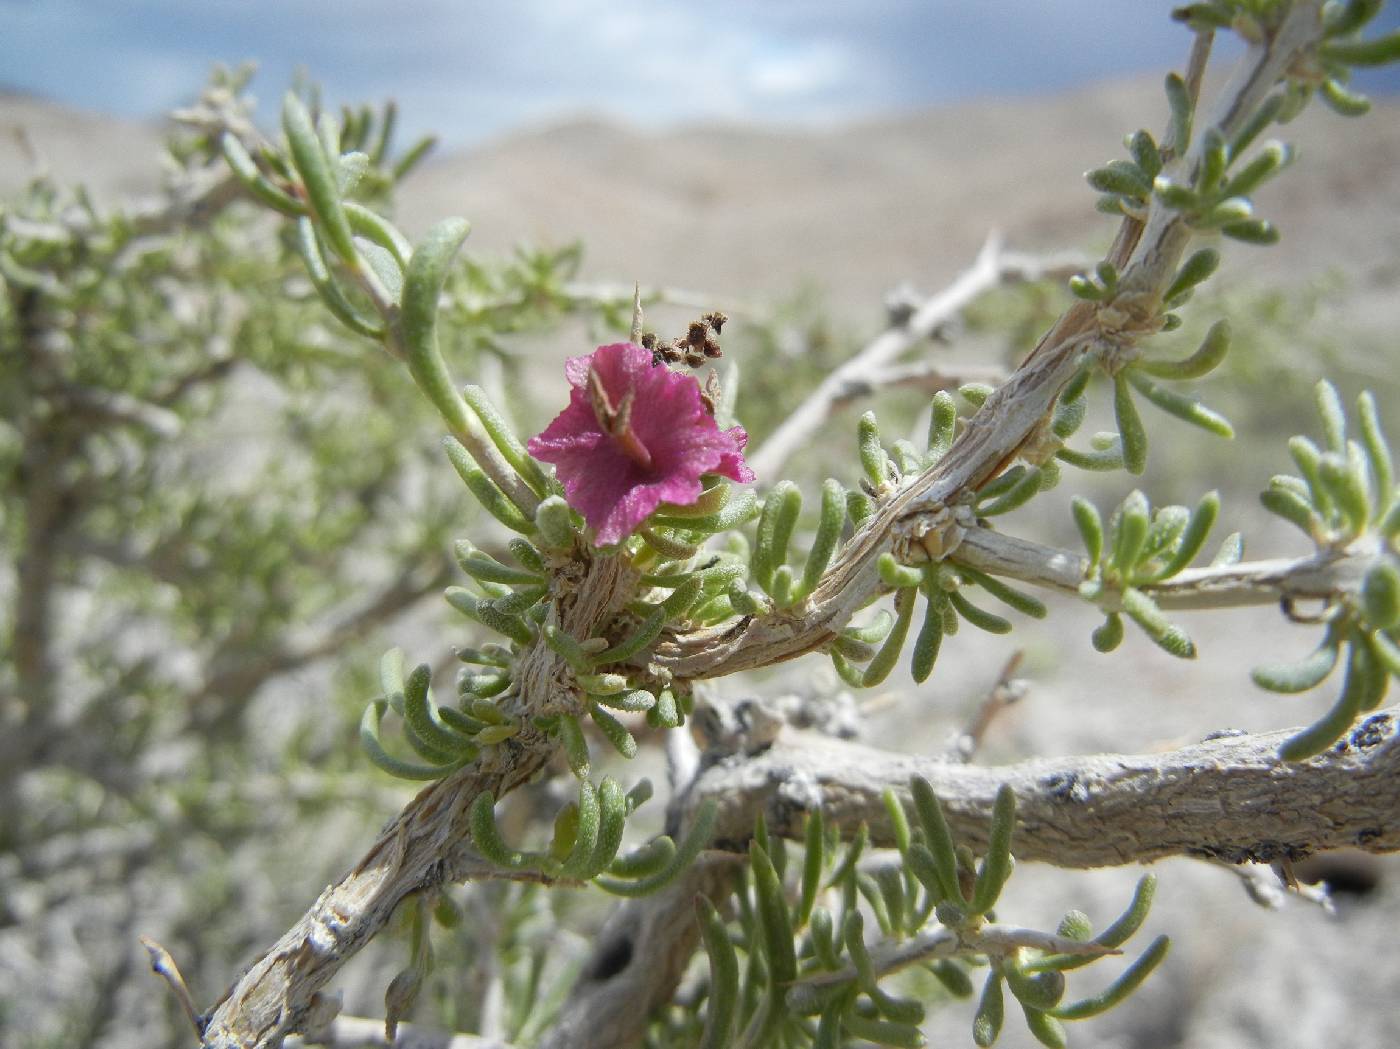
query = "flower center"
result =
(588, 365, 653, 470)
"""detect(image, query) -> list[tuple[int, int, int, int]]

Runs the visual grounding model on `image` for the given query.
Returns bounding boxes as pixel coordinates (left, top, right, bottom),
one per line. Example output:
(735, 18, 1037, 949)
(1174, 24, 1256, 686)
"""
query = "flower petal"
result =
(529, 342, 753, 545)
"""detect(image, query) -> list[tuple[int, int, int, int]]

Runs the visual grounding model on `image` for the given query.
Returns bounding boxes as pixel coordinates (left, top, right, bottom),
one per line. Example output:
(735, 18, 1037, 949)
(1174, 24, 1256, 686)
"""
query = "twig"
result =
(946, 650, 1027, 763)
(193, 556, 454, 718)
(559, 280, 761, 321)
(694, 710, 1400, 867)
(140, 937, 204, 1037)
(748, 237, 1085, 479)
(951, 526, 1383, 611)
(855, 359, 1007, 402)
(1211, 860, 1335, 914)
(792, 923, 1119, 992)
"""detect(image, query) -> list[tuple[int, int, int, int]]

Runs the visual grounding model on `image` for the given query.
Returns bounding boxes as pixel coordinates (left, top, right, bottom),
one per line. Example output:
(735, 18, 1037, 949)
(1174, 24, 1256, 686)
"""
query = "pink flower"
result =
(527, 342, 753, 546)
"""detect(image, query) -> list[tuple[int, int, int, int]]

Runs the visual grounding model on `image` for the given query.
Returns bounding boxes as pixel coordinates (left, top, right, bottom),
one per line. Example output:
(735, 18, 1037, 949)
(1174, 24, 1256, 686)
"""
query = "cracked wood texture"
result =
(695, 712, 1400, 866)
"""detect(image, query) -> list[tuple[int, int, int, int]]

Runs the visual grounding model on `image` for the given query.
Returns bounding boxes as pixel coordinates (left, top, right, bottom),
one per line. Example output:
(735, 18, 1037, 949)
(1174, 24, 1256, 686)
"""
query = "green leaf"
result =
(403, 218, 474, 413)
(800, 479, 847, 599)
(1092, 612, 1125, 652)
(1139, 319, 1230, 381)
(403, 663, 475, 757)
(1120, 588, 1196, 658)
(1222, 141, 1292, 198)
(910, 778, 964, 905)
(948, 589, 1013, 635)
(1071, 497, 1104, 566)
(1362, 562, 1400, 630)
(751, 841, 798, 986)
(454, 541, 544, 585)
(607, 838, 676, 879)
(393, 134, 438, 180)
(469, 791, 528, 869)
(221, 132, 305, 216)
(847, 489, 875, 526)
(1252, 633, 1342, 693)
(1006, 967, 1065, 1012)
(927, 390, 959, 464)
(1086, 160, 1152, 198)
(955, 564, 1048, 619)
(1356, 391, 1394, 513)
(798, 810, 825, 928)
(535, 496, 577, 549)
(557, 715, 591, 779)
(878, 552, 926, 589)
(282, 93, 358, 265)
(1143, 490, 1219, 581)
(1320, 30, 1400, 67)
(1110, 490, 1151, 574)
(1230, 91, 1285, 157)
(1315, 380, 1348, 453)
(1324, 0, 1384, 39)
(344, 201, 412, 270)
(585, 778, 628, 877)
(970, 785, 1016, 914)
(559, 780, 602, 878)
(1126, 370, 1234, 438)
(1221, 219, 1280, 246)
(445, 586, 535, 645)
(1051, 935, 1170, 1019)
(360, 700, 462, 780)
(859, 412, 892, 487)
(973, 972, 1005, 1047)
(595, 800, 717, 896)
(1279, 643, 1369, 761)
(978, 466, 1044, 516)
(843, 1012, 926, 1048)
(1163, 248, 1219, 304)
(461, 385, 551, 497)
(588, 702, 638, 759)
(1127, 129, 1162, 179)
(294, 218, 384, 337)
(1164, 72, 1192, 152)
(863, 587, 918, 686)
(696, 897, 740, 1049)
(596, 607, 667, 664)
(1113, 373, 1148, 474)
(911, 586, 947, 684)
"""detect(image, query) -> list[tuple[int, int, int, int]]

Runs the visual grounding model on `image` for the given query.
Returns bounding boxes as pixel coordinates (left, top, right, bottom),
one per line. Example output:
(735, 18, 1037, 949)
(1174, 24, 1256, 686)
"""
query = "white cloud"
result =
(746, 42, 850, 99)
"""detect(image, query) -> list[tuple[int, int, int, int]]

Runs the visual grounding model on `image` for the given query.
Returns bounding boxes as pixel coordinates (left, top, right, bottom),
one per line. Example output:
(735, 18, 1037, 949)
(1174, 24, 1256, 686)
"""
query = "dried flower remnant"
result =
(643, 310, 729, 368)
(527, 342, 753, 546)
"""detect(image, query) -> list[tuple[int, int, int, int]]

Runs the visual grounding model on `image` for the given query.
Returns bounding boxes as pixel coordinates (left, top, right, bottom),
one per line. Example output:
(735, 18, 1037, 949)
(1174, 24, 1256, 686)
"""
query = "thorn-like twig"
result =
(947, 650, 1027, 763)
(139, 936, 204, 1036)
(747, 237, 1088, 478)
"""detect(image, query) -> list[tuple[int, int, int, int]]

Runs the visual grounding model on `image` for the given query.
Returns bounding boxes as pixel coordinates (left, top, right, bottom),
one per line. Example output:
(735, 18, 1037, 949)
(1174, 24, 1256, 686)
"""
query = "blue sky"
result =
(2, 1, 1396, 147)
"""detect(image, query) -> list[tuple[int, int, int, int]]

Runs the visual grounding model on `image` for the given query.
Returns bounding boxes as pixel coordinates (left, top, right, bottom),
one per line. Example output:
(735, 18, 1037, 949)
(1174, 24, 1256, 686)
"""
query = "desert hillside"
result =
(7, 78, 1398, 318)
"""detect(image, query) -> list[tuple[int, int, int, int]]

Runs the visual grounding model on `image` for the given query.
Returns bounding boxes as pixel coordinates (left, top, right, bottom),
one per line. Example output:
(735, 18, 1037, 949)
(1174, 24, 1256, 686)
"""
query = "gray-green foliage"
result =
(1252, 381, 1399, 759)
(677, 783, 1167, 1049)
(0, 65, 633, 1047)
